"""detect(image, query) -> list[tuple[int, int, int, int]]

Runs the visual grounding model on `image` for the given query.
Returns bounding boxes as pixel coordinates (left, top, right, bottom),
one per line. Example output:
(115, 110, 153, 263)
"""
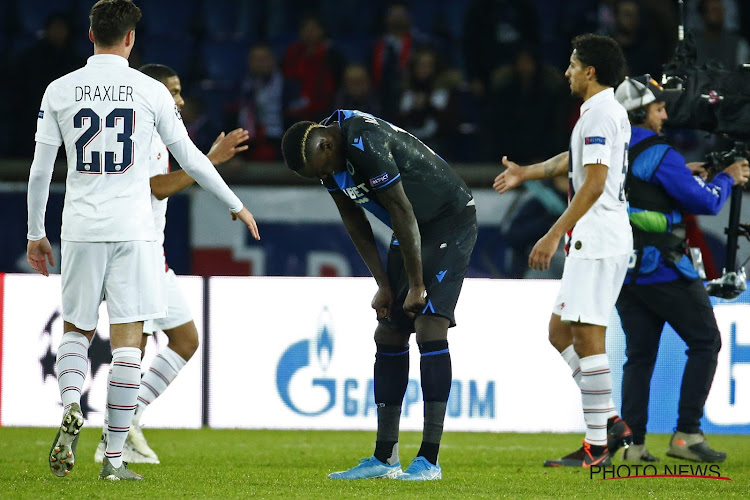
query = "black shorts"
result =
(380, 204, 478, 333)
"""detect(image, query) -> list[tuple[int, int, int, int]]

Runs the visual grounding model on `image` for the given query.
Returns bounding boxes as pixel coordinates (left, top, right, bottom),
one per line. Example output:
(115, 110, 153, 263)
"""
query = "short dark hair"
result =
(90, 0, 142, 47)
(281, 121, 319, 172)
(571, 33, 626, 88)
(139, 64, 177, 84)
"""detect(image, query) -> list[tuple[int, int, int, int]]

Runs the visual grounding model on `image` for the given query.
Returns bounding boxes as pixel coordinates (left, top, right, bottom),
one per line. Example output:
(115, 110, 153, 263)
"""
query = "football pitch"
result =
(0, 427, 747, 499)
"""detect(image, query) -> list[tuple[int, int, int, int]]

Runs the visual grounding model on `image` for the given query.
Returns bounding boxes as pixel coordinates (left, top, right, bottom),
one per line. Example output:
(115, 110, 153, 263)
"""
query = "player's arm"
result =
(493, 151, 569, 194)
(150, 128, 249, 200)
(377, 182, 426, 316)
(330, 190, 393, 320)
(529, 162, 607, 271)
(27, 142, 59, 276)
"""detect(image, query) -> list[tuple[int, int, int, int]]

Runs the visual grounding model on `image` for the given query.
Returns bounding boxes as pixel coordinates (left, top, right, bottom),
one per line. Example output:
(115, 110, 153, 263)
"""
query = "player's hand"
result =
(371, 285, 394, 321)
(207, 128, 250, 166)
(724, 159, 750, 186)
(528, 231, 560, 272)
(493, 156, 526, 194)
(403, 285, 428, 318)
(27, 237, 55, 277)
(231, 207, 260, 240)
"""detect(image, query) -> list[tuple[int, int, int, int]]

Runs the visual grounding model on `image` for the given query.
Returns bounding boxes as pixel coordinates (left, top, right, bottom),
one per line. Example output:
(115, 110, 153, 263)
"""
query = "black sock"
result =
(417, 340, 451, 465)
(373, 344, 409, 465)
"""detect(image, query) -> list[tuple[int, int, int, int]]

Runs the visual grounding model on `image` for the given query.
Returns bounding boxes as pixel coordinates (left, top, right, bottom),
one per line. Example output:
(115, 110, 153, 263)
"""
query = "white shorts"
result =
(143, 268, 193, 335)
(552, 254, 629, 326)
(61, 240, 166, 330)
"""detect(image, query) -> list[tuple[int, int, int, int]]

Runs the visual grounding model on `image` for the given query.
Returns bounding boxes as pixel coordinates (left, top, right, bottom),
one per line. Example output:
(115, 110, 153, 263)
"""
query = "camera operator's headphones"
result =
(626, 76, 651, 125)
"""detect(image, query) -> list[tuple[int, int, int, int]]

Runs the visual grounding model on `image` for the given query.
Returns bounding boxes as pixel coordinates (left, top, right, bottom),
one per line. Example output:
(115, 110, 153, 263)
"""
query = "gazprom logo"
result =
(275, 306, 496, 419)
(276, 307, 336, 416)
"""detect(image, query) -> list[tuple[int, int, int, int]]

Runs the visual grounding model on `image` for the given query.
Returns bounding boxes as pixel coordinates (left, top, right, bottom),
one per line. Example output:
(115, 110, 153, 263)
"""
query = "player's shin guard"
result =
(580, 354, 615, 447)
(418, 340, 451, 465)
(56, 332, 90, 411)
(105, 347, 141, 468)
(134, 346, 186, 422)
(373, 344, 409, 465)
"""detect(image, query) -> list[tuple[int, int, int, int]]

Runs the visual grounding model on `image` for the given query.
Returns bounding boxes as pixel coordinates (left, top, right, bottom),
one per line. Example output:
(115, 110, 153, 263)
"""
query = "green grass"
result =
(0, 427, 747, 499)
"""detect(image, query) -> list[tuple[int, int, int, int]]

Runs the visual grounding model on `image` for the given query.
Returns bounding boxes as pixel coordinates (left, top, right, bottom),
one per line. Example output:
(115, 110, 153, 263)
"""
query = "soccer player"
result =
(493, 34, 633, 467)
(94, 63, 250, 464)
(281, 109, 477, 481)
(27, 0, 259, 481)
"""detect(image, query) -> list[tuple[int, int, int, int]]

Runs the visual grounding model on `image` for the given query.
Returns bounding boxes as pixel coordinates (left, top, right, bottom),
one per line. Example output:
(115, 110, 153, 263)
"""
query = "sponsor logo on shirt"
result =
(369, 173, 389, 187)
(38, 110, 44, 119)
(585, 136, 606, 145)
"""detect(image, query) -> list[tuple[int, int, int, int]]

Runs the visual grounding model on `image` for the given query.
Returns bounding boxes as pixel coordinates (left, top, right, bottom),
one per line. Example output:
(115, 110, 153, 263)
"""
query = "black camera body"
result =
(705, 142, 749, 174)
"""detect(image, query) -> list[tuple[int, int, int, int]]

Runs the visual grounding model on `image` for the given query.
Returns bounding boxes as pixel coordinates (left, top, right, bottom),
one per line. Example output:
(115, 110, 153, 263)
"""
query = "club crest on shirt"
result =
(369, 173, 389, 187)
(584, 136, 606, 145)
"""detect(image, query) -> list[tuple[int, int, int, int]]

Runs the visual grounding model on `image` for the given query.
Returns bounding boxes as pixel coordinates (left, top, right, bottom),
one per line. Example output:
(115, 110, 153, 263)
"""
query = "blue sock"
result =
(418, 340, 451, 465)
(373, 343, 409, 465)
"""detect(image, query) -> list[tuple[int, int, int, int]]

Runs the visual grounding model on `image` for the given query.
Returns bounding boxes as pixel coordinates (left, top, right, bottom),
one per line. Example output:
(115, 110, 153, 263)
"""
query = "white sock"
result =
(135, 347, 187, 422)
(56, 332, 90, 411)
(101, 366, 112, 442)
(560, 345, 582, 387)
(105, 347, 141, 468)
(579, 354, 615, 447)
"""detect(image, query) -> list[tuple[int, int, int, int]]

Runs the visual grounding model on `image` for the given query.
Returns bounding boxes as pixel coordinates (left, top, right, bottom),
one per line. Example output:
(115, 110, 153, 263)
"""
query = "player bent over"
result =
(282, 109, 477, 480)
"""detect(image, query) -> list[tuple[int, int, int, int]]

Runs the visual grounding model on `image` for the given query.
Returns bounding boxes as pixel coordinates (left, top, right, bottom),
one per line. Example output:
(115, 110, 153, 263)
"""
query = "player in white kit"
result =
(493, 34, 633, 467)
(26, 0, 259, 481)
(94, 63, 250, 464)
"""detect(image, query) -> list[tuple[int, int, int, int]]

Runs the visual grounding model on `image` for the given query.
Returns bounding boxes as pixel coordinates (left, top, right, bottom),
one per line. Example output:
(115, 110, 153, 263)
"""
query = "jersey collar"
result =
(86, 54, 129, 67)
(580, 87, 614, 115)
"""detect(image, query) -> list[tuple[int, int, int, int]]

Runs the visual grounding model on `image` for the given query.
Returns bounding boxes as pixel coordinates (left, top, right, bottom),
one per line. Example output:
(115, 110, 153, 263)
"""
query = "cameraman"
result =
(613, 75, 749, 463)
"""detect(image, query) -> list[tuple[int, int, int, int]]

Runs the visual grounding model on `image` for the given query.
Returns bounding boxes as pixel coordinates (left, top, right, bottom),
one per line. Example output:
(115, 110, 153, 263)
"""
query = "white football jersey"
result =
(35, 54, 188, 242)
(567, 88, 633, 259)
(149, 132, 170, 248)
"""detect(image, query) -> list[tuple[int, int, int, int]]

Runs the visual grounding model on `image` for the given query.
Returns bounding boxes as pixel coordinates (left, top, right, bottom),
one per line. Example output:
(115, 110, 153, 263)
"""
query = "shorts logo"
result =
(369, 173, 389, 187)
(585, 136, 606, 145)
(38, 110, 44, 119)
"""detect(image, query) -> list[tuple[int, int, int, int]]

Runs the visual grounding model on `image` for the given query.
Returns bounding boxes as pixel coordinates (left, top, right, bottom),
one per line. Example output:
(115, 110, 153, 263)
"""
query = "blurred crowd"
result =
(2, 0, 748, 165)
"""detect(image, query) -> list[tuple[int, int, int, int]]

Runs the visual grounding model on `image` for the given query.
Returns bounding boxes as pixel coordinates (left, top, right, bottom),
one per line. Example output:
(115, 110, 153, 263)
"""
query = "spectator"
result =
(334, 63, 382, 116)
(181, 95, 220, 155)
(694, 0, 750, 68)
(232, 43, 301, 161)
(483, 47, 571, 164)
(396, 48, 460, 158)
(371, 1, 431, 120)
(462, 0, 538, 96)
(282, 13, 343, 123)
(8, 12, 85, 156)
(611, 0, 661, 76)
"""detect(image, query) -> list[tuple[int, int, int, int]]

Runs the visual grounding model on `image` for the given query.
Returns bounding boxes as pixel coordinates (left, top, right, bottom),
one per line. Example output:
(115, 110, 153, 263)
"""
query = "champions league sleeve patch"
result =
(584, 136, 606, 145)
(369, 173, 390, 187)
(38, 110, 44, 119)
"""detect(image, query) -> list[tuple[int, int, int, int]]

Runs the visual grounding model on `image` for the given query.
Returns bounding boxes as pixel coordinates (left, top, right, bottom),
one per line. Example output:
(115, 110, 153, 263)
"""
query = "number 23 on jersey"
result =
(74, 107, 135, 174)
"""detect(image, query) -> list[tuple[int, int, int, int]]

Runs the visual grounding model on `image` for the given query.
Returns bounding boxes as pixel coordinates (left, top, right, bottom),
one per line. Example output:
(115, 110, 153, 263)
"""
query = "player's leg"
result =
(545, 255, 630, 468)
(328, 322, 409, 480)
(128, 268, 196, 462)
(99, 241, 166, 480)
(401, 206, 476, 481)
(616, 284, 664, 462)
(659, 279, 725, 462)
(49, 241, 106, 477)
(548, 313, 578, 384)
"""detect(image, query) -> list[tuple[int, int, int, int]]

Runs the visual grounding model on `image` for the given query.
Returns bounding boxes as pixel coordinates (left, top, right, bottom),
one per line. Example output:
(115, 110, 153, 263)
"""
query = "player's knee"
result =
(374, 323, 409, 346)
(414, 315, 449, 344)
